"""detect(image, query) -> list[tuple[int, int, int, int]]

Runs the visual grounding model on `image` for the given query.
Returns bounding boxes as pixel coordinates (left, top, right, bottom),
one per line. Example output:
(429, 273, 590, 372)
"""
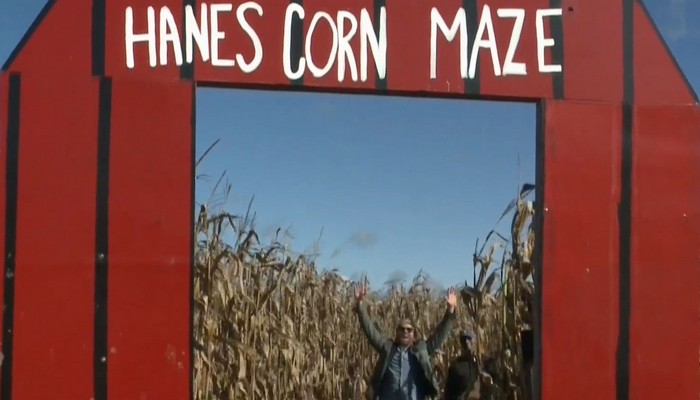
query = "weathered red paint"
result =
(12, 73, 98, 399)
(194, 0, 290, 86)
(633, 3, 696, 105)
(477, 0, 554, 99)
(0, 74, 7, 396)
(106, 0, 182, 81)
(0, 1, 698, 400)
(629, 105, 700, 399)
(541, 101, 621, 400)
(107, 78, 192, 399)
(560, 1, 622, 102)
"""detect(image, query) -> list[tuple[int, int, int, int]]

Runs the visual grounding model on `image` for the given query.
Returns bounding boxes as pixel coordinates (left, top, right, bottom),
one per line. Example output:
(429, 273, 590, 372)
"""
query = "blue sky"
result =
(2, 0, 698, 290)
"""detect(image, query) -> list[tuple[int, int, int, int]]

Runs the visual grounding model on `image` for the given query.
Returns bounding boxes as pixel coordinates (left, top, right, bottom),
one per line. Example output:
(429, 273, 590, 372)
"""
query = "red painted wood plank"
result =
(106, 0, 183, 81)
(633, 2, 697, 106)
(561, 0, 623, 103)
(0, 73, 8, 398)
(0, 3, 698, 400)
(476, 0, 553, 99)
(107, 78, 191, 399)
(385, 0, 463, 95)
(12, 72, 98, 399)
(629, 105, 700, 399)
(541, 100, 620, 400)
(96, 0, 587, 102)
(194, 0, 289, 86)
(299, 0, 376, 90)
(4, 1, 92, 76)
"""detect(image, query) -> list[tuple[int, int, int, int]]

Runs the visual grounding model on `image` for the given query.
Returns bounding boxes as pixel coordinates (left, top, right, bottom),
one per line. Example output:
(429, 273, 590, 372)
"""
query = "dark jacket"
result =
(355, 301, 457, 399)
(443, 354, 479, 400)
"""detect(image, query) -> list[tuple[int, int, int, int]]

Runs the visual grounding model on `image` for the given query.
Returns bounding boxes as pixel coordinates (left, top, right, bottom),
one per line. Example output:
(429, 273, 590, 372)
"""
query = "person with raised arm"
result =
(354, 282, 458, 400)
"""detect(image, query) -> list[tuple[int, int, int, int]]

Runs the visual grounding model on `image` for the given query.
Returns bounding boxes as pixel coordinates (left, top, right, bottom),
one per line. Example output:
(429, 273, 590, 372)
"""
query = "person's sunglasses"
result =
(398, 327, 413, 333)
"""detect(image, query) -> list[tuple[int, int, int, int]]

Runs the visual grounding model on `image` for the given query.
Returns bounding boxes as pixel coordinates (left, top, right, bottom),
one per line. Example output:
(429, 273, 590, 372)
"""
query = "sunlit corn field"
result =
(193, 181, 536, 400)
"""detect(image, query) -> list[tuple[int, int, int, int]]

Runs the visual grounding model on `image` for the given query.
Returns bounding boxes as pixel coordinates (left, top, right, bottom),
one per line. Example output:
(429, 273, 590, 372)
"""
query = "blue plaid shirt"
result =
(378, 346, 425, 400)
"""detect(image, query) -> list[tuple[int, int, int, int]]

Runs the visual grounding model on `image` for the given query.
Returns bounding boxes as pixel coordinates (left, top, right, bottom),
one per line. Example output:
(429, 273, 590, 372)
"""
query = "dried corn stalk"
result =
(193, 184, 536, 400)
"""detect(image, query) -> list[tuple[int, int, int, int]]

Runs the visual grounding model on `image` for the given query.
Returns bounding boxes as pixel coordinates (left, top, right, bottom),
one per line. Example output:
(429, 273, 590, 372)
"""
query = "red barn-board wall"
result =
(0, 0, 698, 399)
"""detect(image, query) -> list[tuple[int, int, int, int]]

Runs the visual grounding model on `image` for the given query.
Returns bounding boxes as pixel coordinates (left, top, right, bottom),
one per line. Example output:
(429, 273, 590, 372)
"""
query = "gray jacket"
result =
(355, 301, 457, 399)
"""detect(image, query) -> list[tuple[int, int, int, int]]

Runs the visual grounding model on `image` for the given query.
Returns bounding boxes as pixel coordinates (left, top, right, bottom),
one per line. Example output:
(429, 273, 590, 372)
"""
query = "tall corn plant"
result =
(460, 183, 536, 400)
(192, 211, 479, 399)
(192, 167, 536, 399)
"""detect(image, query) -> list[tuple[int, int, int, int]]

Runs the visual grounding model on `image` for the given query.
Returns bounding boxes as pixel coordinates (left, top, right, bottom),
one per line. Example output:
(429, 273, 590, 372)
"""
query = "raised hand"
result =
(354, 282, 368, 303)
(445, 287, 458, 312)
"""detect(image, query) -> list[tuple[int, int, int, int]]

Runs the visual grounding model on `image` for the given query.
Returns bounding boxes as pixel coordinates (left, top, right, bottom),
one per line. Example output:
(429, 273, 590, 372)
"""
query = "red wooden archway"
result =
(0, 0, 698, 399)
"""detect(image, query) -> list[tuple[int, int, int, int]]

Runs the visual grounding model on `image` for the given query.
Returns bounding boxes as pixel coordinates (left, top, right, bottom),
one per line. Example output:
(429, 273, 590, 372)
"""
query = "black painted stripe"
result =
(290, 0, 304, 86)
(94, 77, 112, 400)
(92, 0, 107, 76)
(1, 73, 21, 400)
(188, 83, 196, 400)
(533, 100, 545, 400)
(463, 0, 480, 95)
(180, 0, 196, 80)
(550, 0, 564, 99)
(2, 1, 57, 71)
(616, 0, 634, 399)
(373, 0, 387, 91)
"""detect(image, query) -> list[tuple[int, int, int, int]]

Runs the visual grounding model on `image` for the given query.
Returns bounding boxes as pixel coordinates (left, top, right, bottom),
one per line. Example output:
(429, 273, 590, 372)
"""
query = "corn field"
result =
(193, 184, 537, 400)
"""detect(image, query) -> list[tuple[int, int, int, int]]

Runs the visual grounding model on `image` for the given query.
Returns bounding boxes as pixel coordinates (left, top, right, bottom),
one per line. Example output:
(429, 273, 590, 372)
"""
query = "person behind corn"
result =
(443, 330, 500, 400)
(443, 330, 479, 400)
(353, 282, 458, 400)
